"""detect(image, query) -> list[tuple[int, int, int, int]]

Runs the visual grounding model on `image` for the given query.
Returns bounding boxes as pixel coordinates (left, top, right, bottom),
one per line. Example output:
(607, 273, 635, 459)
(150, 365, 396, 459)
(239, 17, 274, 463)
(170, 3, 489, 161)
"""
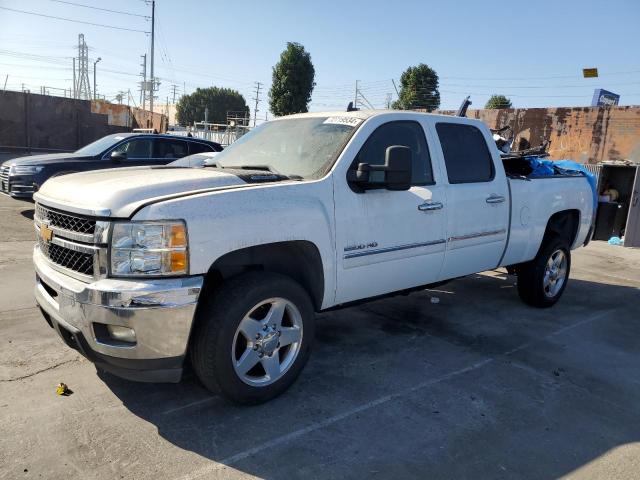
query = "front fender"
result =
(133, 179, 337, 307)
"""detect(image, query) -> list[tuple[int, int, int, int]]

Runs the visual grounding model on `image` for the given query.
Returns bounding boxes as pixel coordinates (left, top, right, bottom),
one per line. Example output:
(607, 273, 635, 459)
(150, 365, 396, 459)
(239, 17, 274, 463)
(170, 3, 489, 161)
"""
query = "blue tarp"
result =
(525, 157, 598, 212)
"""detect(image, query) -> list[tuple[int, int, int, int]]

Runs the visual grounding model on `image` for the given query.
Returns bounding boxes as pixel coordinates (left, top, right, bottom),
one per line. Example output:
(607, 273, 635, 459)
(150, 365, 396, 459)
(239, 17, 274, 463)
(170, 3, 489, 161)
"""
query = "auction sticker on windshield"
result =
(323, 116, 363, 127)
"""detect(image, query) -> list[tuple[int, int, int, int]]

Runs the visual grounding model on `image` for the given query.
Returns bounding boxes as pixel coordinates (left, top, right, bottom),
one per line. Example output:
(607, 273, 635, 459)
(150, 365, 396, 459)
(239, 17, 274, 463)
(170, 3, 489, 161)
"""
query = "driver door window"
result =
(112, 138, 153, 159)
(352, 121, 434, 185)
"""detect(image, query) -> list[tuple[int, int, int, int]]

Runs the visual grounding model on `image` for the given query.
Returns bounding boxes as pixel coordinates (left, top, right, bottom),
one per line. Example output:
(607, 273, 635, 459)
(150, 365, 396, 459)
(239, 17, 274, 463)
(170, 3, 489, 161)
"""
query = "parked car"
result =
(168, 151, 220, 168)
(0, 133, 222, 200)
(32, 110, 594, 404)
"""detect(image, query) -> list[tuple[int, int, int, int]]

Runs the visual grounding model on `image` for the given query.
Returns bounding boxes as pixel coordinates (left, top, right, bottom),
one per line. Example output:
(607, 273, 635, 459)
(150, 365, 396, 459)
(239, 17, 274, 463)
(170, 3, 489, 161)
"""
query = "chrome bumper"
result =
(33, 245, 203, 382)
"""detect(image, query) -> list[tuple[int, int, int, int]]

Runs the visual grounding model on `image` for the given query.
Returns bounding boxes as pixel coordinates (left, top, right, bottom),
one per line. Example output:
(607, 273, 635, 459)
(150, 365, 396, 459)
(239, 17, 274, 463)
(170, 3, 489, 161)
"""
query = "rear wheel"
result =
(190, 272, 315, 404)
(516, 236, 571, 308)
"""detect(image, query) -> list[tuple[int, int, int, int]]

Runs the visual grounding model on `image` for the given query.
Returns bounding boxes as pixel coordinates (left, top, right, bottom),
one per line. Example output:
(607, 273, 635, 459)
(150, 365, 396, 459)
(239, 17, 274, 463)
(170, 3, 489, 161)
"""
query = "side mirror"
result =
(347, 145, 412, 192)
(110, 151, 127, 162)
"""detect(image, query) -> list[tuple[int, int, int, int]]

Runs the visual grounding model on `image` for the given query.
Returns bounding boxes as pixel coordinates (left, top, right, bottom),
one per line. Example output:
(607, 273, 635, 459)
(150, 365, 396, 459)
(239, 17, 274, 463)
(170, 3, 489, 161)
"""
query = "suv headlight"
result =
(12, 165, 44, 175)
(110, 221, 188, 277)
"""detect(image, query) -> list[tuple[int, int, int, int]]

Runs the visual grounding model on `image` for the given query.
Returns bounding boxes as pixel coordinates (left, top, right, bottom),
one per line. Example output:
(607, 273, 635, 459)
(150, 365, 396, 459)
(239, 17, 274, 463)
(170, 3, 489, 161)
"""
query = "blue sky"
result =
(0, 0, 639, 118)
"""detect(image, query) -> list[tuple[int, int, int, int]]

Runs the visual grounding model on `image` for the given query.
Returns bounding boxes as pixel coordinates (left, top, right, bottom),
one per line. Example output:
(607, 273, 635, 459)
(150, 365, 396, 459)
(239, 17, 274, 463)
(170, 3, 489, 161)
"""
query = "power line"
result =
(49, 0, 150, 19)
(0, 6, 150, 33)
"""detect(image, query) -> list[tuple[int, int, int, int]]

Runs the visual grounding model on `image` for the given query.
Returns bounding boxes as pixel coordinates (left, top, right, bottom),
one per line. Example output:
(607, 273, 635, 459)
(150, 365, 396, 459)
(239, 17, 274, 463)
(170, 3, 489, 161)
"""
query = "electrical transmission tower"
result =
(252, 81, 262, 127)
(75, 34, 91, 100)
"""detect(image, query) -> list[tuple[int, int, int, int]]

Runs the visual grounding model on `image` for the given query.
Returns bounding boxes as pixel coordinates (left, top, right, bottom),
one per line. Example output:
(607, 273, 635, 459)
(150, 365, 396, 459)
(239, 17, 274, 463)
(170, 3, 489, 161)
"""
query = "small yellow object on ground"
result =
(55, 383, 72, 396)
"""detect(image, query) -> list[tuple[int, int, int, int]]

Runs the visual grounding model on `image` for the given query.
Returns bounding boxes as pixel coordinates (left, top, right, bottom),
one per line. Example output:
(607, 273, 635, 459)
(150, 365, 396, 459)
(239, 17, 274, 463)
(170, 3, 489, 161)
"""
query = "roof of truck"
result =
(277, 109, 466, 122)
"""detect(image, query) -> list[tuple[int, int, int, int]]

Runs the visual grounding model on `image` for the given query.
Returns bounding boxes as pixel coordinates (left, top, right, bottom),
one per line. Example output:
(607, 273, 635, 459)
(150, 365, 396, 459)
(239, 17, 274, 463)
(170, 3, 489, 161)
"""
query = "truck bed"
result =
(500, 172, 594, 267)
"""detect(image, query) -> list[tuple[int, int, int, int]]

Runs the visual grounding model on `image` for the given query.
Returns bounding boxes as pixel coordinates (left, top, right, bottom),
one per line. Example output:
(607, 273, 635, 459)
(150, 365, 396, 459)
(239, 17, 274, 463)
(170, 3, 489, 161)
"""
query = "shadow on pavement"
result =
(20, 208, 34, 220)
(100, 273, 640, 479)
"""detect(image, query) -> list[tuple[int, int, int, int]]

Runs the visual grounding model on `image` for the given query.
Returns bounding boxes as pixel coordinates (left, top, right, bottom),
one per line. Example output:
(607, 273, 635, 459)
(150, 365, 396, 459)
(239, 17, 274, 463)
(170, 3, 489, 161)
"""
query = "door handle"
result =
(418, 201, 444, 211)
(486, 194, 506, 204)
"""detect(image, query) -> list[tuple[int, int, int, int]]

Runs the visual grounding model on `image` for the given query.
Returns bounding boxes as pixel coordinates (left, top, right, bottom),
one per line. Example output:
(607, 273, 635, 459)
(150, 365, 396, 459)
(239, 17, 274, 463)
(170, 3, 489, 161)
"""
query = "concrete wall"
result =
(0, 91, 166, 154)
(436, 106, 640, 164)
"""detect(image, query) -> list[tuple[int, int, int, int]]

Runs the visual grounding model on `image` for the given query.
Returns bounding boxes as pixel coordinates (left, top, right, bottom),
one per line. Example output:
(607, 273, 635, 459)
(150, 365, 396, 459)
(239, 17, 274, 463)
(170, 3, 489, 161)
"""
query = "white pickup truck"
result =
(32, 110, 594, 404)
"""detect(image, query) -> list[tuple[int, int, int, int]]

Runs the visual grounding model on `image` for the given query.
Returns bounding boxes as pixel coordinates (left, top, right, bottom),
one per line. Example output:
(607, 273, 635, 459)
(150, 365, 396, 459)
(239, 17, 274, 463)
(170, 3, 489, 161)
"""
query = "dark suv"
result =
(0, 133, 222, 200)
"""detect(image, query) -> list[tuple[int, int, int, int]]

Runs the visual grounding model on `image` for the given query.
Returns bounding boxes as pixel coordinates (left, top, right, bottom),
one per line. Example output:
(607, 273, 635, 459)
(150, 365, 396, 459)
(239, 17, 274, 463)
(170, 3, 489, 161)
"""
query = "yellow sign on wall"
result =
(583, 68, 598, 78)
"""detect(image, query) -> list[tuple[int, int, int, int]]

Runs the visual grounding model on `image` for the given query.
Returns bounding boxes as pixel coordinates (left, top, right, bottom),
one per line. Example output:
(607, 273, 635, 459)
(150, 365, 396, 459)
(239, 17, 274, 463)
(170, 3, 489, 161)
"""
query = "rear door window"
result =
(189, 142, 214, 154)
(436, 123, 494, 183)
(154, 139, 189, 159)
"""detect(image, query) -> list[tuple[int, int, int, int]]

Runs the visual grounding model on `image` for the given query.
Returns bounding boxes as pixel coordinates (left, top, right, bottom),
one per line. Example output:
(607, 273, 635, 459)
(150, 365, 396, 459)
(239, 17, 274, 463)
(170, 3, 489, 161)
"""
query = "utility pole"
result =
(139, 54, 147, 110)
(72, 57, 76, 99)
(93, 57, 101, 100)
(354, 80, 359, 109)
(385, 93, 392, 109)
(252, 81, 262, 127)
(391, 79, 400, 97)
(149, 0, 155, 114)
(171, 84, 178, 104)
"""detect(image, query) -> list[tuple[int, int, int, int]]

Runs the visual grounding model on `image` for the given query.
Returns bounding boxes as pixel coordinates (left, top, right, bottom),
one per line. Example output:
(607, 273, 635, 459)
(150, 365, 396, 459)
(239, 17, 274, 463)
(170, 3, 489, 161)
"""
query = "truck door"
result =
(434, 121, 509, 279)
(334, 119, 447, 304)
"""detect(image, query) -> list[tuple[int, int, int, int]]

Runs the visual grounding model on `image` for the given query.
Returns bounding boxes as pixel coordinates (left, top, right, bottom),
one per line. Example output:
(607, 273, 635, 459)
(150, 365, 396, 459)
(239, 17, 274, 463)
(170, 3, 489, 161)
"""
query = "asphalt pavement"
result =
(1, 193, 639, 480)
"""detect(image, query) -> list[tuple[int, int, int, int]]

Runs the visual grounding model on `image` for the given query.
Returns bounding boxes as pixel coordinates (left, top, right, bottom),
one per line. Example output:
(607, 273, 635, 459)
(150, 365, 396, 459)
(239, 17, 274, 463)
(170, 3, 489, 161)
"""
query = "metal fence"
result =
(168, 124, 250, 147)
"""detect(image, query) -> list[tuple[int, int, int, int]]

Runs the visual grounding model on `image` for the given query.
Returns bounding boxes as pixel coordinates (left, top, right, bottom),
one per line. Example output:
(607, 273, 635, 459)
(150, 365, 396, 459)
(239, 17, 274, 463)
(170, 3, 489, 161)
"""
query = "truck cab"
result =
(32, 110, 594, 404)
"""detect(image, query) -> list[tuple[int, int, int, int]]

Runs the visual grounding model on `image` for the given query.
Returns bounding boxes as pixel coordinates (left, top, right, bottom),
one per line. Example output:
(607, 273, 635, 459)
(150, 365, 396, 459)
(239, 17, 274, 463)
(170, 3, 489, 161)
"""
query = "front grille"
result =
(37, 237, 94, 276)
(0, 165, 9, 193)
(36, 204, 96, 235)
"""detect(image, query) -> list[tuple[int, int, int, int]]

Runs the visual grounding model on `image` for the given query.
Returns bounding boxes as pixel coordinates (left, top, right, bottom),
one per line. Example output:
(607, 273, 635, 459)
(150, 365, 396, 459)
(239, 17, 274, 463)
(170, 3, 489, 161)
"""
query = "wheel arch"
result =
(200, 240, 325, 312)
(544, 209, 580, 248)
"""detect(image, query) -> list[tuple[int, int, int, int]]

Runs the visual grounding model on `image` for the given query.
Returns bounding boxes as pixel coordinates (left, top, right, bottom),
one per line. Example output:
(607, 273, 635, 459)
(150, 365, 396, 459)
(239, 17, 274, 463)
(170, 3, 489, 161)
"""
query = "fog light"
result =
(106, 325, 137, 343)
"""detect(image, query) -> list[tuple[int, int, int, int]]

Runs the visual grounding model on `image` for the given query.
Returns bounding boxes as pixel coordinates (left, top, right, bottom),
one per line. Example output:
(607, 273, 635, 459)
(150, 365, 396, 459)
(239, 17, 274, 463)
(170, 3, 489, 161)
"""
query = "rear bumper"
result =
(34, 246, 203, 383)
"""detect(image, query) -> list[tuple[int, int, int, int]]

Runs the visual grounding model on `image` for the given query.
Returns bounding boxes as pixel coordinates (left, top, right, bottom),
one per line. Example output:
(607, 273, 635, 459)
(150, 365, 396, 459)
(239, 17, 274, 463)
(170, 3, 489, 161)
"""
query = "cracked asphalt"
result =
(1, 193, 640, 480)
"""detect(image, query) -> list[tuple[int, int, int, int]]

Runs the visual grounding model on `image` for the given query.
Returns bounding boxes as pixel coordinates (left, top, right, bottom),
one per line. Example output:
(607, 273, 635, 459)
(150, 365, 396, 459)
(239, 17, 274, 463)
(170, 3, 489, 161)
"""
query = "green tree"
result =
(485, 94, 513, 109)
(175, 87, 249, 126)
(392, 63, 440, 111)
(269, 42, 316, 116)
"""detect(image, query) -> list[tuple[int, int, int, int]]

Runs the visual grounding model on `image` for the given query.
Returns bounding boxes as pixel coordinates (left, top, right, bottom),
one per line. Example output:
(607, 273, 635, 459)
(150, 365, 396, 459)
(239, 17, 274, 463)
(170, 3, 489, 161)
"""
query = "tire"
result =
(515, 235, 571, 308)
(190, 271, 315, 404)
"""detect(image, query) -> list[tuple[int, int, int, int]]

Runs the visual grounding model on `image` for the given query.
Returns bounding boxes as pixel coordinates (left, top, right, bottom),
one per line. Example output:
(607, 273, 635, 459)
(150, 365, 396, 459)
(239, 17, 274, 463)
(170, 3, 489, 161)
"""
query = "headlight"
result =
(11, 165, 44, 175)
(110, 221, 188, 277)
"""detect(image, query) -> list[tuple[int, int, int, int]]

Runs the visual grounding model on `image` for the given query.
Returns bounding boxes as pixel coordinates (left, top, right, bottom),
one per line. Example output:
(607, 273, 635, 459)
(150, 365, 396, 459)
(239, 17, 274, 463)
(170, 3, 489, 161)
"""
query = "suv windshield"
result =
(214, 116, 361, 179)
(75, 134, 127, 156)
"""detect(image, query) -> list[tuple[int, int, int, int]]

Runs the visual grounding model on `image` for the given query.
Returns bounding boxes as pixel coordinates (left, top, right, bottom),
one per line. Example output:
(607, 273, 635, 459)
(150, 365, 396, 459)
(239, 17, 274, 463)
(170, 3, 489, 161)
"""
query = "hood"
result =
(35, 166, 254, 218)
(2, 152, 87, 166)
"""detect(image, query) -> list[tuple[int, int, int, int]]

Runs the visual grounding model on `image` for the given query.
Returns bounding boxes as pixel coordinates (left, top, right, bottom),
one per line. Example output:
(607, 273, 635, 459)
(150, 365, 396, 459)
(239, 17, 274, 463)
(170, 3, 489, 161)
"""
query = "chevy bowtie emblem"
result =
(40, 224, 53, 243)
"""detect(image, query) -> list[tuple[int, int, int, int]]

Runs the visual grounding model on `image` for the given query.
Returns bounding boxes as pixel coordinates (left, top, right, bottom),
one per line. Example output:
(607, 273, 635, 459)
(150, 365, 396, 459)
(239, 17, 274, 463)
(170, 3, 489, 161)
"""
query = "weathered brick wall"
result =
(0, 91, 166, 153)
(436, 106, 640, 164)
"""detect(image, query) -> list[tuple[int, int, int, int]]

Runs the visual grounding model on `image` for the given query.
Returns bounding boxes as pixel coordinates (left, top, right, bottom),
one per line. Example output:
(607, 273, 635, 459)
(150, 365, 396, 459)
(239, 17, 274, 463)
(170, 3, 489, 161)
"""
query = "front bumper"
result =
(33, 246, 203, 382)
(0, 174, 38, 199)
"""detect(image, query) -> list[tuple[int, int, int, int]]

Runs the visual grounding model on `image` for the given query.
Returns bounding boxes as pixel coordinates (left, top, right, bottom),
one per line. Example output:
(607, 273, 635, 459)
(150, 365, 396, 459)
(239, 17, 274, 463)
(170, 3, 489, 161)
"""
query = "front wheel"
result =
(515, 236, 571, 308)
(190, 272, 315, 404)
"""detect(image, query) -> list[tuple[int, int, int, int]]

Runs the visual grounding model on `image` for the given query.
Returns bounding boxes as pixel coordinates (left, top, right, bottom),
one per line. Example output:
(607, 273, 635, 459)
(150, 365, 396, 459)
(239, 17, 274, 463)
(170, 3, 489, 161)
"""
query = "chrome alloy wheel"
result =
(231, 297, 303, 386)
(543, 249, 567, 298)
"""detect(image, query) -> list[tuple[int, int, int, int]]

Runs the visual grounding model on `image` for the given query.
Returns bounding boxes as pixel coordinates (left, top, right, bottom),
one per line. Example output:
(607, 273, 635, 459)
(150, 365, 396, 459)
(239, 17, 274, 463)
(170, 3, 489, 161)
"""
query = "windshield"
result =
(214, 116, 361, 179)
(75, 134, 127, 156)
